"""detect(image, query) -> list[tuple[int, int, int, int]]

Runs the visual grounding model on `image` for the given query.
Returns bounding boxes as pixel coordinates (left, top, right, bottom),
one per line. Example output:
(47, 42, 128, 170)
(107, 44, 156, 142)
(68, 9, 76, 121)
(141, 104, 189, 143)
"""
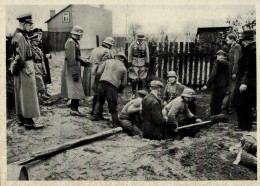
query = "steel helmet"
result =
(103, 37, 114, 46)
(150, 80, 164, 88)
(167, 71, 178, 78)
(181, 88, 196, 98)
(71, 26, 84, 35)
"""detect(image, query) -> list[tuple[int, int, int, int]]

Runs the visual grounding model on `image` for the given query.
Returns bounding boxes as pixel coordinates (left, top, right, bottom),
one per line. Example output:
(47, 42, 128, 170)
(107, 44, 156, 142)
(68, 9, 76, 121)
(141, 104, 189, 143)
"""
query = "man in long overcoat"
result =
(11, 13, 43, 129)
(60, 26, 90, 116)
(232, 30, 256, 131)
(82, 37, 114, 116)
(142, 80, 166, 140)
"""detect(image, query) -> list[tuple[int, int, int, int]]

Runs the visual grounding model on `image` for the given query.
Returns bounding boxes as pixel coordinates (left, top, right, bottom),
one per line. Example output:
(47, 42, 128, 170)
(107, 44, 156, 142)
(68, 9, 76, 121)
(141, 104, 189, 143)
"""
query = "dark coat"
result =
(232, 41, 256, 108)
(142, 93, 166, 140)
(207, 58, 230, 90)
(228, 42, 241, 75)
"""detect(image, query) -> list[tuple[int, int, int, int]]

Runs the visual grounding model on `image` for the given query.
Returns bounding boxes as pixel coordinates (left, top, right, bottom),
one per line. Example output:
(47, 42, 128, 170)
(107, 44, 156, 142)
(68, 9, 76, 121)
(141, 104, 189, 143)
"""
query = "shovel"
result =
(7, 127, 123, 180)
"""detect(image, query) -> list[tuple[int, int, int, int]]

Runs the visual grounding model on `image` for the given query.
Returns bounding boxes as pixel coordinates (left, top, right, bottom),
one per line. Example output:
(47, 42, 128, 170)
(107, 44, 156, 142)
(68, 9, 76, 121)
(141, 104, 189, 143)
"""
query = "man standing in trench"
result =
(128, 33, 149, 96)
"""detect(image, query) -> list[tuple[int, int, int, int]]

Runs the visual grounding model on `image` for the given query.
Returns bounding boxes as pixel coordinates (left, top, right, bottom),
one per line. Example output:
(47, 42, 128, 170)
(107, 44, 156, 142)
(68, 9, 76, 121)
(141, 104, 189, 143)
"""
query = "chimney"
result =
(50, 10, 55, 18)
(100, 4, 104, 9)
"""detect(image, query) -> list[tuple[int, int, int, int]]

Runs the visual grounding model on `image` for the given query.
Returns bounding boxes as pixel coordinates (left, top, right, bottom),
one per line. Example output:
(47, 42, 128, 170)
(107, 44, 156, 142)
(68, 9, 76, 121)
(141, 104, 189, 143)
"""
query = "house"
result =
(196, 26, 232, 46)
(45, 4, 112, 49)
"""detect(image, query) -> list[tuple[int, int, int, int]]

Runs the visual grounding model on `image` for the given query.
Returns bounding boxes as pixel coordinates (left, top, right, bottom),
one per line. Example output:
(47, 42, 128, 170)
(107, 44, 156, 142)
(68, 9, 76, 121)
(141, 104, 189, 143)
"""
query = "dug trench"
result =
(7, 52, 257, 180)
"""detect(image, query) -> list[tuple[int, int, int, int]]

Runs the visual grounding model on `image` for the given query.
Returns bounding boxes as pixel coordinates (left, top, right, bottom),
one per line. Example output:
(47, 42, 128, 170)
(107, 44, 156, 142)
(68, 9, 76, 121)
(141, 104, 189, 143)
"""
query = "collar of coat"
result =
(15, 28, 29, 39)
(70, 36, 79, 44)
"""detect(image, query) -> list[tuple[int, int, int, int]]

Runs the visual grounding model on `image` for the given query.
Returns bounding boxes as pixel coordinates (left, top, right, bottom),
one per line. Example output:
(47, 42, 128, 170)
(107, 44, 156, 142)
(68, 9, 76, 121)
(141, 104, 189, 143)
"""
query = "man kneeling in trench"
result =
(118, 90, 149, 137)
(162, 88, 202, 138)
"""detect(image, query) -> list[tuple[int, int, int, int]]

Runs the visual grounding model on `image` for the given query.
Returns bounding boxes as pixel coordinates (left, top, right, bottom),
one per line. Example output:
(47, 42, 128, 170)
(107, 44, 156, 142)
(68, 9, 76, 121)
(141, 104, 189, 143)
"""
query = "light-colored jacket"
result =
(60, 37, 85, 99)
(128, 41, 149, 65)
(97, 59, 127, 90)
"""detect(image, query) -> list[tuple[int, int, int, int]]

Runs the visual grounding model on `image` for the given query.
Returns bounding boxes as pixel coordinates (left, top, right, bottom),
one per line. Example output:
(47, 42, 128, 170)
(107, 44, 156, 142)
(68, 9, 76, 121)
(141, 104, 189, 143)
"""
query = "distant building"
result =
(45, 4, 112, 49)
(196, 27, 232, 45)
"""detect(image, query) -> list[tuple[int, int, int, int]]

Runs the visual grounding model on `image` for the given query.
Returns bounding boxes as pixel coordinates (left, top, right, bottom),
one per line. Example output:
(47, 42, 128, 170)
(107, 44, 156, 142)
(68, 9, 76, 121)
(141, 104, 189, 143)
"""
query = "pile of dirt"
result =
(7, 51, 257, 180)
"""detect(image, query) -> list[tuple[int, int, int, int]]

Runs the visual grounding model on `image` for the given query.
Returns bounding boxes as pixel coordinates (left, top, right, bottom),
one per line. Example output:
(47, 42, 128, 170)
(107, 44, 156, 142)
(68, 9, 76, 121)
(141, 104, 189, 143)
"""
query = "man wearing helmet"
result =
(82, 37, 114, 118)
(60, 26, 91, 116)
(163, 71, 185, 105)
(162, 88, 202, 137)
(128, 33, 149, 96)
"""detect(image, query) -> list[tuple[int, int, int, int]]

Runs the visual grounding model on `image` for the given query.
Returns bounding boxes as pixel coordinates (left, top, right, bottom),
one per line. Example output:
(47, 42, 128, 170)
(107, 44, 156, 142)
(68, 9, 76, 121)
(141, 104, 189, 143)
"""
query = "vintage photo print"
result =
(1, 0, 259, 185)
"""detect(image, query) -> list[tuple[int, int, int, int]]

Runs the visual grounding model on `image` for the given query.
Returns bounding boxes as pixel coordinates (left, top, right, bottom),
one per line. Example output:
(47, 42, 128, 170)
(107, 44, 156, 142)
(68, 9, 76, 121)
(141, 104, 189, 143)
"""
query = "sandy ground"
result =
(7, 51, 257, 180)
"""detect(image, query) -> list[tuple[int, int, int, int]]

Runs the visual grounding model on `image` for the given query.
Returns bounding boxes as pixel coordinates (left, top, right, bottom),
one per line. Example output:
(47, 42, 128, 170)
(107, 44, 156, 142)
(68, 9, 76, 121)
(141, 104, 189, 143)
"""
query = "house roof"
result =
(45, 4, 72, 23)
(196, 26, 232, 35)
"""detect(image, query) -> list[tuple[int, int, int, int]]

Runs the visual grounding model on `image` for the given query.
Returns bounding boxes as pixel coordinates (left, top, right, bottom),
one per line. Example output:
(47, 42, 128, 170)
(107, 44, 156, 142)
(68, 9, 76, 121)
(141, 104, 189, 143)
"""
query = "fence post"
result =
(173, 42, 178, 71)
(188, 43, 194, 87)
(199, 53, 204, 89)
(204, 47, 210, 85)
(163, 42, 169, 80)
(96, 35, 99, 47)
(158, 42, 163, 78)
(193, 45, 199, 90)
(178, 42, 184, 83)
(169, 42, 174, 71)
(183, 42, 188, 85)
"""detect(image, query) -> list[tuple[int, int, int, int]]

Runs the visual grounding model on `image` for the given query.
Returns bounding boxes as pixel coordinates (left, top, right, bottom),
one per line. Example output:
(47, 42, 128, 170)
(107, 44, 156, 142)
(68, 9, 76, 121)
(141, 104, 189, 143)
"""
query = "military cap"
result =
(30, 34, 40, 42)
(71, 26, 84, 35)
(17, 13, 33, 24)
(33, 28, 43, 33)
(167, 71, 177, 78)
(103, 37, 114, 46)
(216, 50, 227, 57)
(181, 88, 196, 98)
(227, 33, 237, 41)
(137, 90, 149, 97)
(137, 33, 145, 40)
(240, 30, 255, 40)
(115, 52, 127, 61)
(150, 80, 164, 88)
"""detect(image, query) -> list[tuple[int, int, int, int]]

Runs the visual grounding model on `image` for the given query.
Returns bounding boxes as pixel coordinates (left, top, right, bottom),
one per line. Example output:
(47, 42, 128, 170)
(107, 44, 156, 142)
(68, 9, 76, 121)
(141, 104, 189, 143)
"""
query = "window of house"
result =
(63, 12, 70, 23)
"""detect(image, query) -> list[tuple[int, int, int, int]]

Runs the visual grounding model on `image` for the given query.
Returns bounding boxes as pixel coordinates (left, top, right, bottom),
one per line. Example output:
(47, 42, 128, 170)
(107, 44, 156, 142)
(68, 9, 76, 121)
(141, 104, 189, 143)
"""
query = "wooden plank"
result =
(199, 54, 204, 89)
(193, 45, 199, 90)
(173, 42, 178, 71)
(163, 42, 169, 80)
(158, 42, 163, 78)
(169, 42, 174, 71)
(204, 47, 210, 85)
(183, 42, 188, 85)
(125, 43, 129, 61)
(178, 42, 184, 83)
(188, 43, 195, 87)
(96, 35, 99, 47)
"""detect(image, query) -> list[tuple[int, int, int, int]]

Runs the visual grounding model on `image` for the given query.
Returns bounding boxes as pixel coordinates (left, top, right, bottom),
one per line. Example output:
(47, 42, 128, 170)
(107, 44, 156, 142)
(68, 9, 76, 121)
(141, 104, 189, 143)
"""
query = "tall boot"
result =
(111, 113, 119, 128)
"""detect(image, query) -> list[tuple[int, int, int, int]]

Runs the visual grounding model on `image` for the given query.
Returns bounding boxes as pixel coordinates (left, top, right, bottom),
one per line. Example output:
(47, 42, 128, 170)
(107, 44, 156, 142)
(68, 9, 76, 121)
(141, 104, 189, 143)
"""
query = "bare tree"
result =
(158, 23, 169, 43)
(183, 24, 197, 42)
(128, 21, 142, 41)
(226, 9, 256, 35)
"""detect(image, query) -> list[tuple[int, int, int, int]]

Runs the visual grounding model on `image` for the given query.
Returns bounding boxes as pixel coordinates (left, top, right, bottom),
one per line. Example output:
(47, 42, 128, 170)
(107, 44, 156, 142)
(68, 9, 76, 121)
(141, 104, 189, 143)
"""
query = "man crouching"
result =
(118, 90, 148, 137)
(162, 88, 202, 138)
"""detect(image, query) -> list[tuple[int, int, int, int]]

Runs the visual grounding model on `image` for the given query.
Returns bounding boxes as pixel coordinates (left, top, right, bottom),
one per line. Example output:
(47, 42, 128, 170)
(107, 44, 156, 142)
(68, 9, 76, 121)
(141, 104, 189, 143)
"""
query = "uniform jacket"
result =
(12, 28, 40, 118)
(31, 45, 47, 74)
(207, 57, 230, 90)
(97, 59, 127, 90)
(142, 93, 166, 139)
(163, 96, 195, 127)
(128, 41, 149, 64)
(163, 82, 185, 102)
(60, 37, 85, 99)
(82, 46, 112, 96)
(119, 98, 142, 119)
(228, 42, 241, 75)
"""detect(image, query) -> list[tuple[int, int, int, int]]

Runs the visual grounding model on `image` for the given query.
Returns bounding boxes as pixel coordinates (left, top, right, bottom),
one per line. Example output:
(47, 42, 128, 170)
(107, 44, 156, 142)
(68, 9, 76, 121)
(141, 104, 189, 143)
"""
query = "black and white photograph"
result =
(4, 1, 257, 182)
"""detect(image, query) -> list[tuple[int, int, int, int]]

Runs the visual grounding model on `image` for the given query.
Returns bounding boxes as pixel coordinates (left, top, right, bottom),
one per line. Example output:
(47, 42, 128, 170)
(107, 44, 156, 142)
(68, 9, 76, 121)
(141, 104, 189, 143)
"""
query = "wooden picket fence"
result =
(125, 41, 219, 90)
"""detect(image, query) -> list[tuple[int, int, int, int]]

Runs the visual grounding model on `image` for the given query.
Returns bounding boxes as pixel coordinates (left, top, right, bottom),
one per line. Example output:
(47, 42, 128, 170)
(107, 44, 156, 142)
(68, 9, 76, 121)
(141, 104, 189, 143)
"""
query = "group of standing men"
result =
(203, 30, 256, 131)
(10, 13, 52, 129)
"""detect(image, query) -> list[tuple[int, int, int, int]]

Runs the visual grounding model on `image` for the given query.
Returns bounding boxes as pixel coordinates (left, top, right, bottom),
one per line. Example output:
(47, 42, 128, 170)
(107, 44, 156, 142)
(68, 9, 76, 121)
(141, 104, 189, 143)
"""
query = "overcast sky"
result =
(6, 4, 255, 37)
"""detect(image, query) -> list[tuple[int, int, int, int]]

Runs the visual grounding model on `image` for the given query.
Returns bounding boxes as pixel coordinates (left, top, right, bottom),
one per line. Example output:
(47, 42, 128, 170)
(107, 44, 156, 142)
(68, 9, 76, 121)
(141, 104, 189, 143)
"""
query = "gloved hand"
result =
(72, 74, 79, 81)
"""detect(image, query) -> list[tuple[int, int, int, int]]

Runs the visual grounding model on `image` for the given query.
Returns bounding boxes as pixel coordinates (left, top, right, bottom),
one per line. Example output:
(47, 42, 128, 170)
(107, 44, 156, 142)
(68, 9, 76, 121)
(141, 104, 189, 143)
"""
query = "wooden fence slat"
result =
(173, 43, 178, 72)
(199, 54, 204, 89)
(204, 47, 210, 85)
(193, 46, 199, 90)
(188, 43, 195, 86)
(163, 42, 169, 79)
(183, 42, 188, 85)
(158, 42, 163, 78)
(169, 42, 174, 71)
(178, 42, 184, 83)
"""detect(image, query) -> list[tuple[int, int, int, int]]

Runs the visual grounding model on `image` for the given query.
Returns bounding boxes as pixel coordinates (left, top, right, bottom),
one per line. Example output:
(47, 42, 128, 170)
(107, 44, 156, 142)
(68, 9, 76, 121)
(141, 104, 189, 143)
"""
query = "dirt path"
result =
(7, 51, 257, 180)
